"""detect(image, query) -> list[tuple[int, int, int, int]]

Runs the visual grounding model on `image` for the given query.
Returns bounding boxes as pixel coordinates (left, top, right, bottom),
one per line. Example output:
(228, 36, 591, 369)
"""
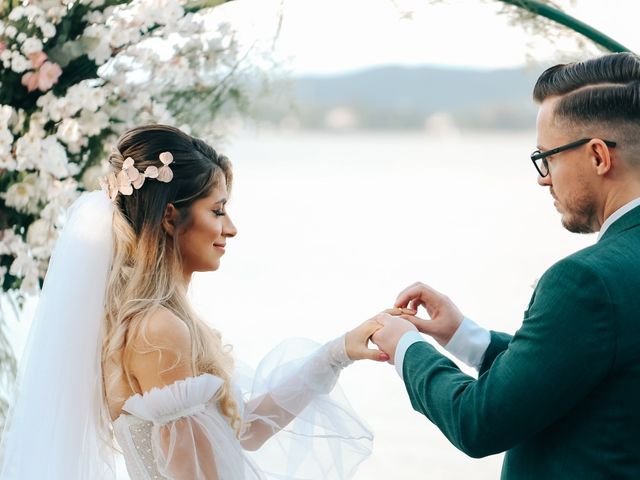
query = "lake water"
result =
(7, 129, 597, 479)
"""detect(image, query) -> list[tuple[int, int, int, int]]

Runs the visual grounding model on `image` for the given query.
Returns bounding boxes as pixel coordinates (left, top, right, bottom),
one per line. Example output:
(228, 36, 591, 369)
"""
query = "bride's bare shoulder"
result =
(127, 305, 195, 392)
(132, 305, 190, 344)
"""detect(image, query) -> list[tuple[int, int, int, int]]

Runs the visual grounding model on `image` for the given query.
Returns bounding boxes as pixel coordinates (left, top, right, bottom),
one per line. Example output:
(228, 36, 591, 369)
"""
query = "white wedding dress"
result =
(111, 336, 372, 479)
(0, 192, 372, 480)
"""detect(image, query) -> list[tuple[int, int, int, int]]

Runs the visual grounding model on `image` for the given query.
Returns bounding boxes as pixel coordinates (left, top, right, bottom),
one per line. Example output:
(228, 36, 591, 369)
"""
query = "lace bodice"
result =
(111, 337, 372, 480)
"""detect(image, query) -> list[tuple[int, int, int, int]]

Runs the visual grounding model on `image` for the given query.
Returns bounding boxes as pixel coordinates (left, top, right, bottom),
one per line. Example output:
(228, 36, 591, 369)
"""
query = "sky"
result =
(219, 0, 640, 75)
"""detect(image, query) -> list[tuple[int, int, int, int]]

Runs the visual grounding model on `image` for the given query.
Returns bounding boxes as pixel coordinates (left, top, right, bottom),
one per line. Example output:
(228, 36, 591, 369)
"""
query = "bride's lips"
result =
(213, 243, 226, 253)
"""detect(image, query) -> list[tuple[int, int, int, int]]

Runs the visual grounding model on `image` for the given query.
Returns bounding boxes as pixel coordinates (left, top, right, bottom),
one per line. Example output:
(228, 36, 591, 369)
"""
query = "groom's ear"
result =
(162, 203, 179, 237)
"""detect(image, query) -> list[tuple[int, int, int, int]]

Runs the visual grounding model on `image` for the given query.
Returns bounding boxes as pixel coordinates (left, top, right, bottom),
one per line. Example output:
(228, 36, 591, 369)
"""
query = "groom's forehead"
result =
(536, 97, 567, 143)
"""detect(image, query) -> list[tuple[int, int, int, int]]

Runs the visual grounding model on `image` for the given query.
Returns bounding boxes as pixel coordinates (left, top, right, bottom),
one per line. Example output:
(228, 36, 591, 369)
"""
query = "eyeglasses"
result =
(530, 138, 617, 177)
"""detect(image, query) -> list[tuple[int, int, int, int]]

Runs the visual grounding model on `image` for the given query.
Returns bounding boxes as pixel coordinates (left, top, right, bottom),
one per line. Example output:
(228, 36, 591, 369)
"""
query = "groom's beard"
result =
(554, 187, 598, 234)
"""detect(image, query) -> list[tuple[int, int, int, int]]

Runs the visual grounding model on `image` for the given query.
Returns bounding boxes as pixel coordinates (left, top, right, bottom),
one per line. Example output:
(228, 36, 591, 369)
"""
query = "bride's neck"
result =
(182, 270, 192, 289)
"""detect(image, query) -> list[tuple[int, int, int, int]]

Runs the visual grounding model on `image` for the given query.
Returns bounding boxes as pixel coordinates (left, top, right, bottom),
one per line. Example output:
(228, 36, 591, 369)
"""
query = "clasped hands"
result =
(345, 282, 464, 364)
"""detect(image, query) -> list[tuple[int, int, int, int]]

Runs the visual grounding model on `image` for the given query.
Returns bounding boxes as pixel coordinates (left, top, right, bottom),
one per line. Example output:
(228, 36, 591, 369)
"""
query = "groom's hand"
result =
(394, 282, 463, 346)
(346, 309, 415, 362)
(370, 314, 418, 364)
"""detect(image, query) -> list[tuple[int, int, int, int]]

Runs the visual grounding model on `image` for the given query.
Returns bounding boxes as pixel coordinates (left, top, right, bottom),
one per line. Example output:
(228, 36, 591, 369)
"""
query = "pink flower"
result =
(28, 51, 47, 69)
(21, 60, 63, 92)
(21, 72, 39, 92)
(0, 42, 6, 54)
(37, 61, 62, 91)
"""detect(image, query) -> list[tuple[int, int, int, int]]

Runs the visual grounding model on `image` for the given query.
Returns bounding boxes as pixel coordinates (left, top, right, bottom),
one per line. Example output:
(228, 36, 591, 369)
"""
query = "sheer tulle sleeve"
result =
(121, 337, 372, 480)
(121, 374, 257, 480)
(237, 335, 373, 479)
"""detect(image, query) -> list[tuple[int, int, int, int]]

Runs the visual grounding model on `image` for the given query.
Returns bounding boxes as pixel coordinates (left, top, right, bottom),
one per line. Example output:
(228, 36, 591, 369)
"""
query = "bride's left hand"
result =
(345, 308, 415, 362)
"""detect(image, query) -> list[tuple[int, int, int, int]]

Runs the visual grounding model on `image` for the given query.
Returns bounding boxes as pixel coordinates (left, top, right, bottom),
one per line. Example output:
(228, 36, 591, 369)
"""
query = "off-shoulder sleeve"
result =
(122, 374, 254, 480)
(237, 336, 373, 479)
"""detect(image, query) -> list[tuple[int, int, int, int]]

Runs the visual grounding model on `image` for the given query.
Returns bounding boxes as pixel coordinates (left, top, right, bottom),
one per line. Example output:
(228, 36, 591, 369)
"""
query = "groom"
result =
(371, 52, 640, 478)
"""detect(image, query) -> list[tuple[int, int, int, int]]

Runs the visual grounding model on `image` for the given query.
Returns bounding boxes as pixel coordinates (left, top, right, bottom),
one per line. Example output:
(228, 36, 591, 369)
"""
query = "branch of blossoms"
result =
(0, 0, 278, 425)
(0, 0, 274, 295)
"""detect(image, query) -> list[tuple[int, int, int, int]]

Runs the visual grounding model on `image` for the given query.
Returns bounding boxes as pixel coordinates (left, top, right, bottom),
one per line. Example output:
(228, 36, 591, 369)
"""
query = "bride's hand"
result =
(345, 308, 416, 362)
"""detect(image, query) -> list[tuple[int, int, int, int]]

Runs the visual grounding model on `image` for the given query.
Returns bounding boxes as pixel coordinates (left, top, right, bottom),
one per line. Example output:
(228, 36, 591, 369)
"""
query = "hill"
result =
(251, 65, 546, 130)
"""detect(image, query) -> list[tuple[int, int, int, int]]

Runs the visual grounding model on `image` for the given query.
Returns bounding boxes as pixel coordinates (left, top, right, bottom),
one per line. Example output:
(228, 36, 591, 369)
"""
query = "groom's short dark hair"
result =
(533, 52, 640, 165)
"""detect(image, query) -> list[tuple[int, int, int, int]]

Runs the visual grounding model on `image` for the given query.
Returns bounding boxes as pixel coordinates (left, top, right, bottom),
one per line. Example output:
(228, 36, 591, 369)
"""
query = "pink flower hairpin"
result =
(100, 151, 174, 201)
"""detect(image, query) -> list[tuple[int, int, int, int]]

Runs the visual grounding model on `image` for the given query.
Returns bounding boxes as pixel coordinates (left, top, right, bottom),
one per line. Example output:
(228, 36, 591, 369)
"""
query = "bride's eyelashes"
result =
(213, 209, 226, 217)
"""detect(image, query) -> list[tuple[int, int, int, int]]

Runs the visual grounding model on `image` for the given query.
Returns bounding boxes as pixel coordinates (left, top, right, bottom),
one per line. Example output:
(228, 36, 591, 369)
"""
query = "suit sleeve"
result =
(401, 257, 616, 458)
(478, 331, 513, 376)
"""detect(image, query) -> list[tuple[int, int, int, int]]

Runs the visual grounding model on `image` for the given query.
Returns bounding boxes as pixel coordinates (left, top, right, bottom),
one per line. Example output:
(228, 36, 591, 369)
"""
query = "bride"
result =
(0, 125, 400, 479)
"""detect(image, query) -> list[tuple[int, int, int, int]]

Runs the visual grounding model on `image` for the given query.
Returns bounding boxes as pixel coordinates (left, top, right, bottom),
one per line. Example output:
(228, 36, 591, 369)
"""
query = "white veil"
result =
(0, 191, 117, 479)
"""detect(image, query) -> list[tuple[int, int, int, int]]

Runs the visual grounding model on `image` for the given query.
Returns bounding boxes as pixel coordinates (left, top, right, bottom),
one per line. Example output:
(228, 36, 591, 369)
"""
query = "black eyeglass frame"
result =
(530, 138, 617, 177)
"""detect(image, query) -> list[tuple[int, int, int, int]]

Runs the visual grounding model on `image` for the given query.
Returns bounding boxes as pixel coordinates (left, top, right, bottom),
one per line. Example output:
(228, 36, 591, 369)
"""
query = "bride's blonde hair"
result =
(102, 124, 240, 431)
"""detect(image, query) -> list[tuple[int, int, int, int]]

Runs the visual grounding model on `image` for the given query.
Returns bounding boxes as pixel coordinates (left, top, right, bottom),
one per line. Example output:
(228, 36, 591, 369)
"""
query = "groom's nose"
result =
(537, 173, 552, 187)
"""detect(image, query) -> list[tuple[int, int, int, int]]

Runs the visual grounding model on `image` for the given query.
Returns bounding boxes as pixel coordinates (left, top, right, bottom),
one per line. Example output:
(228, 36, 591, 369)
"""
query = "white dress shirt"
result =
(394, 317, 490, 377)
(394, 196, 640, 378)
(598, 197, 640, 239)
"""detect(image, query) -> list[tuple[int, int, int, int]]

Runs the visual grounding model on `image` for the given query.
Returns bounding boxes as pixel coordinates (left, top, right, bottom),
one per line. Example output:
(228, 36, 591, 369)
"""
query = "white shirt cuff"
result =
(394, 331, 427, 378)
(444, 317, 491, 370)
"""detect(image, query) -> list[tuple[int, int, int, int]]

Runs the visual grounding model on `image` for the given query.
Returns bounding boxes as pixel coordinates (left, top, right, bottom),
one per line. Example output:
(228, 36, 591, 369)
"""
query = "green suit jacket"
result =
(402, 205, 640, 479)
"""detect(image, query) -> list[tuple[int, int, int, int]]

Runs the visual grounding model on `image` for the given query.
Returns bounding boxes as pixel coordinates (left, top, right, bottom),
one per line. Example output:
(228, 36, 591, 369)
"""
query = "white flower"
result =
(2, 181, 35, 211)
(36, 258, 49, 282)
(0, 0, 261, 298)
(10, 251, 40, 294)
(27, 218, 57, 258)
(27, 112, 47, 131)
(37, 81, 108, 122)
(4, 25, 17, 39)
(8, 6, 26, 21)
(79, 109, 108, 136)
(1, 50, 12, 67)
(20, 269, 40, 295)
(0, 127, 13, 151)
(11, 108, 26, 134)
(11, 52, 31, 73)
(26, 218, 49, 245)
(0, 128, 15, 170)
(69, 82, 107, 112)
(23, 4, 46, 19)
(40, 177, 79, 225)
(0, 105, 16, 127)
(36, 91, 63, 121)
(41, 23, 56, 39)
(15, 132, 76, 178)
(39, 136, 73, 177)
(0, 229, 24, 256)
(56, 117, 84, 151)
(0, 155, 17, 170)
(84, 10, 104, 23)
(82, 24, 113, 65)
(21, 37, 43, 55)
(22, 172, 40, 190)
(46, 6, 68, 23)
(15, 128, 44, 171)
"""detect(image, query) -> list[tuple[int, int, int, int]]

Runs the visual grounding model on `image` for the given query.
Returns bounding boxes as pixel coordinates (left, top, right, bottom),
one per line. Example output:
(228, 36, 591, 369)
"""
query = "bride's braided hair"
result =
(102, 125, 241, 433)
